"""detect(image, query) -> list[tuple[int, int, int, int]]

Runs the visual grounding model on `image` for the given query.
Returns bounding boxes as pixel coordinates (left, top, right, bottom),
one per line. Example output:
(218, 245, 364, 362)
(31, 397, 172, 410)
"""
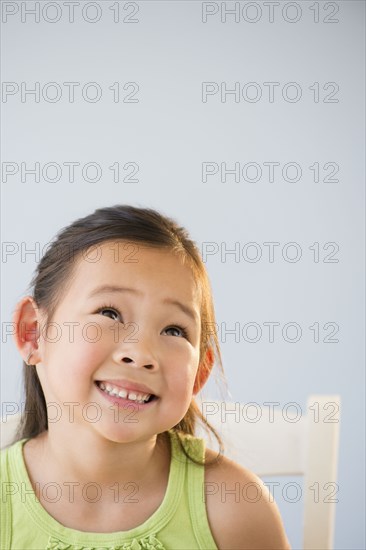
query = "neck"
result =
(28, 426, 171, 496)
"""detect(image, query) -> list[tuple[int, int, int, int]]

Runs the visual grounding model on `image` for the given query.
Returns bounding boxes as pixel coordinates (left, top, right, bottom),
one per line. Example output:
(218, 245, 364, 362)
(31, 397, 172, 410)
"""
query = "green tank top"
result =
(0, 429, 218, 550)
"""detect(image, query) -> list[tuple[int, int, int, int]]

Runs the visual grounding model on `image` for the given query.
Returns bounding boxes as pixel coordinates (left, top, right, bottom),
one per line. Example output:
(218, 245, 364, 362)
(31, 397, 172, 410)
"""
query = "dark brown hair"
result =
(10, 204, 227, 466)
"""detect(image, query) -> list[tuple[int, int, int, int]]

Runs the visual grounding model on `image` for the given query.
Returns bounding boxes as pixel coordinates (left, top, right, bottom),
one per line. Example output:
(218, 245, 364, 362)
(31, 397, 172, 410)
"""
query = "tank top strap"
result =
(1, 442, 17, 550)
(169, 430, 217, 548)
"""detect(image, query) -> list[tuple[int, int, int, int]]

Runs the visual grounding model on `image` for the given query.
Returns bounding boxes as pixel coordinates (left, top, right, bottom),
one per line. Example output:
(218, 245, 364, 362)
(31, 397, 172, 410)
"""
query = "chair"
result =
(1, 395, 341, 549)
(195, 394, 341, 550)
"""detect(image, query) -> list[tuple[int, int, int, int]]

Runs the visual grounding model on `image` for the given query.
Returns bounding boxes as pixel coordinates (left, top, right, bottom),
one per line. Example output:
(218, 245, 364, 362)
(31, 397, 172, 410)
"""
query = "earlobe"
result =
(12, 296, 41, 365)
(25, 350, 35, 366)
(193, 347, 215, 395)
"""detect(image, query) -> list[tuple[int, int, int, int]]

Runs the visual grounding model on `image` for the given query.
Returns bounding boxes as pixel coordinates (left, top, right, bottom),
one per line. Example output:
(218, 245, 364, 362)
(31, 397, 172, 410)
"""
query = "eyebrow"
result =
(87, 284, 199, 323)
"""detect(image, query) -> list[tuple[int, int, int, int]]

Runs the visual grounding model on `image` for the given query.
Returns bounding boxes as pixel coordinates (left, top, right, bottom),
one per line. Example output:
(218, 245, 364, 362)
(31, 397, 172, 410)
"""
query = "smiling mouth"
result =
(94, 381, 157, 404)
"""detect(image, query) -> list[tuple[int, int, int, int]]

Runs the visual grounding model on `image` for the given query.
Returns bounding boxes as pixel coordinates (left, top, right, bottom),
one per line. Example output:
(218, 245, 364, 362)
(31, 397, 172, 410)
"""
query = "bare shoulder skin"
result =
(204, 448, 292, 550)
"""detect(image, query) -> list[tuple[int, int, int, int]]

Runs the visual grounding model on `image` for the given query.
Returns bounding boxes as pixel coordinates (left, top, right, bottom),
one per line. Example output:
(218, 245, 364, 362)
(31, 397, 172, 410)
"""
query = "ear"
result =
(193, 347, 215, 395)
(12, 296, 42, 365)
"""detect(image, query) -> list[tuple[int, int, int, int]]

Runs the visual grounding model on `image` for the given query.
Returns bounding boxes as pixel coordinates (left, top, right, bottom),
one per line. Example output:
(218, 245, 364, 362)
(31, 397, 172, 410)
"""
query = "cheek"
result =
(67, 338, 107, 374)
(46, 333, 107, 378)
(166, 354, 199, 392)
(64, 321, 110, 353)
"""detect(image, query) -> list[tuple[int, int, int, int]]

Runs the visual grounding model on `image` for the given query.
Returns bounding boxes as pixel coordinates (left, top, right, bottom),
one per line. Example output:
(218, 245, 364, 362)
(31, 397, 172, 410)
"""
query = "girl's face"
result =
(35, 241, 203, 443)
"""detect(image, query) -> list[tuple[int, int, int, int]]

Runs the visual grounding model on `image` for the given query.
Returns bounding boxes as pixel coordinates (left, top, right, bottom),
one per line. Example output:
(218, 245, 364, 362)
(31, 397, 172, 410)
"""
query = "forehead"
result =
(65, 241, 201, 305)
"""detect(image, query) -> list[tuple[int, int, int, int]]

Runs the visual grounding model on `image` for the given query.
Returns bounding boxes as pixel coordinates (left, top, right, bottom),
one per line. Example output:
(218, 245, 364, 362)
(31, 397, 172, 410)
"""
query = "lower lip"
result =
(94, 382, 158, 410)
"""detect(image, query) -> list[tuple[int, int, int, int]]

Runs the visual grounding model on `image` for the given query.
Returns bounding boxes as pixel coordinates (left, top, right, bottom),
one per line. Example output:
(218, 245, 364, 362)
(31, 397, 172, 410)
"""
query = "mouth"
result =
(94, 381, 158, 405)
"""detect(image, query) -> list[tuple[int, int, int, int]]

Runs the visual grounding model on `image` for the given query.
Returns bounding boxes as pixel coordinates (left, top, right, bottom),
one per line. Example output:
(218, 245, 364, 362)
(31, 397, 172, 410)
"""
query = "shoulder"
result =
(204, 447, 291, 550)
(0, 442, 12, 466)
(1, 438, 31, 477)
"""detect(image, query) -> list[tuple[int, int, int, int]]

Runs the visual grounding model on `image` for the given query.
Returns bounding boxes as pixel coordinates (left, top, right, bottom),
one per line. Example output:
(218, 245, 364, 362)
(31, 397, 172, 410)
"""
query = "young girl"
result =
(1, 204, 291, 550)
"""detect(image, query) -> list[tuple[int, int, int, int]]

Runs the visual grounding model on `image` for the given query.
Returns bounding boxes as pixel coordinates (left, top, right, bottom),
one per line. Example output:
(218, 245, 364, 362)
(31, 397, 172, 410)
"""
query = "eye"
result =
(164, 325, 189, 339)
(96, 305, 122, 322)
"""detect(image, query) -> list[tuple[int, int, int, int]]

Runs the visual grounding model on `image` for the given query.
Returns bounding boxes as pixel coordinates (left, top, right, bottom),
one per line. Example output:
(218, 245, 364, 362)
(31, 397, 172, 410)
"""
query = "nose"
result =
(113, 327, 159, 371)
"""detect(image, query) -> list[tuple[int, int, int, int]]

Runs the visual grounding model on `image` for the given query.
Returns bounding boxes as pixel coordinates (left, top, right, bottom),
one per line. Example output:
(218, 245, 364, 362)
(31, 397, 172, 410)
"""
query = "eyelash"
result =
(95, 303, 190, 339)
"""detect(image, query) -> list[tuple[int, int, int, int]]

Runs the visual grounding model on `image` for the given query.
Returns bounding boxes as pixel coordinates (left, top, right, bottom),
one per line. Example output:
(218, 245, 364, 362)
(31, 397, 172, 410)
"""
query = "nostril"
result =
(120, 358, 155, 370)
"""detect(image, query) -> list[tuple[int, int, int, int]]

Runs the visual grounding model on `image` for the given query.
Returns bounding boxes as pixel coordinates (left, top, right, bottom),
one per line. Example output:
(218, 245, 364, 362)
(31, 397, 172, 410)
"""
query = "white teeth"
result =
(97, 382, 151, 403)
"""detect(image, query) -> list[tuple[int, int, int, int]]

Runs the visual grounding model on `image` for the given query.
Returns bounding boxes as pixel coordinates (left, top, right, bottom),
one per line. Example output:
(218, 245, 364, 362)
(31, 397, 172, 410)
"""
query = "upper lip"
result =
(96, 379, 157, 396)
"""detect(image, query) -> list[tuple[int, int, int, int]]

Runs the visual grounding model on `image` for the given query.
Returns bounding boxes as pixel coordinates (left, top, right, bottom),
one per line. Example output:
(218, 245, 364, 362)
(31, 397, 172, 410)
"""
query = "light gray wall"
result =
(1, 1, 364, 548)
